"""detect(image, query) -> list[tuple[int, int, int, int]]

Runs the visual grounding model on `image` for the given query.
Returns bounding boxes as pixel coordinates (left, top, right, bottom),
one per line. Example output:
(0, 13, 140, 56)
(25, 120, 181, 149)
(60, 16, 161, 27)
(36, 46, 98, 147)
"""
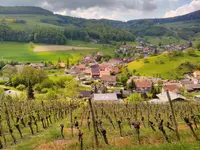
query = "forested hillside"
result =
(0, 6, 53, 15)
(0, 6, 199, 45)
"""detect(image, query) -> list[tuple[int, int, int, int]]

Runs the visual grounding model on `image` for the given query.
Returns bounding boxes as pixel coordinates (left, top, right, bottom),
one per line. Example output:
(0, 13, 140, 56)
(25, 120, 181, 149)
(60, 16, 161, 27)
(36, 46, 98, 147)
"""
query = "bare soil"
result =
(34, 45, 98, 52)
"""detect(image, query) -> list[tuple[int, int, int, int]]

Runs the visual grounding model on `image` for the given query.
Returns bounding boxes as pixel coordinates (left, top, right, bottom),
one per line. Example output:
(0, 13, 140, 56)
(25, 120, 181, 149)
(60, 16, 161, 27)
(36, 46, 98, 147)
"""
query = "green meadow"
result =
(0, 41, 115, 63)
(128, 51, 200, 79)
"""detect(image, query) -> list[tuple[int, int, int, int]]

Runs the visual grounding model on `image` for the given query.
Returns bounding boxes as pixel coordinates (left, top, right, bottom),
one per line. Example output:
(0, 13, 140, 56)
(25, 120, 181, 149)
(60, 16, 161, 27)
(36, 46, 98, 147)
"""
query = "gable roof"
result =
(163, 84, 180, 93)
(101, 75, 116, 82)
(157, 91, 186, 102)
(135, 80, 152, 88)
(148, 91, 187, 104)
(100, 71, 110, 77)
(79, 90, 92, 98)
(94, 93, 118, 101)
(194, 71, 200, 75)
(76, 64, 86, 70)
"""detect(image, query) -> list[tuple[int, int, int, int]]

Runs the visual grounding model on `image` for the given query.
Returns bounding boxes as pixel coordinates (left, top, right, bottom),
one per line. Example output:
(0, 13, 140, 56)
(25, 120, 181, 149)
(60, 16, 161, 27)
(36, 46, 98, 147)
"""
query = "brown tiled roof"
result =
(135, 80, 152, 88)
(101, 75, 116, 82)
(76, 64, 86, 70)
(100, 71, 110, 77)
(163, 85, 180, 93)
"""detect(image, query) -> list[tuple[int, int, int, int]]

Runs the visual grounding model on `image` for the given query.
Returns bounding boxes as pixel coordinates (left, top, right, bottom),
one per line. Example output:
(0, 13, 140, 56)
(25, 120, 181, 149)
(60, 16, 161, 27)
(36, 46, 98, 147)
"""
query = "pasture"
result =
(128, 51, 200, 79)
(0, 41, 115, 63)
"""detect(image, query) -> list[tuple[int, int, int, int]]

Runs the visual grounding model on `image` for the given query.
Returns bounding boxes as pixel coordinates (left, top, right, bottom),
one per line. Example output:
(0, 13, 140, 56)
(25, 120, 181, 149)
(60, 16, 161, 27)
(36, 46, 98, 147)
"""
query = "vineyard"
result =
(1, 93, 200, 150)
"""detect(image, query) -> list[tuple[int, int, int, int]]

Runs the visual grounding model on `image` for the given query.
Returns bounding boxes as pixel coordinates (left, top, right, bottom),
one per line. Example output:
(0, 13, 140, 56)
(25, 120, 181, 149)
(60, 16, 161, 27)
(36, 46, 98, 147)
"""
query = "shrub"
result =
(16, 84, 26, 91)
(41, 88, 49, 94)
(34, 83, 42, 92)
(143, 58, 149, 63)
(40, 79, 54, 89)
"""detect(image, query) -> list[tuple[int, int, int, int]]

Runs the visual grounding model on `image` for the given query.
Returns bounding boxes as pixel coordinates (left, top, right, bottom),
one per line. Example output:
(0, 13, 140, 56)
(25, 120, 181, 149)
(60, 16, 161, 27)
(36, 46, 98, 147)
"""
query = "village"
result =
(0, 40, 199, 104)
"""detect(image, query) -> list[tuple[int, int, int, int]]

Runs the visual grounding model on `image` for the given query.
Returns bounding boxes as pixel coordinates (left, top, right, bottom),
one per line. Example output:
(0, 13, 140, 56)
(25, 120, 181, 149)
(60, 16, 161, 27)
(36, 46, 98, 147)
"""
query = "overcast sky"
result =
(0, 0, 200, 21)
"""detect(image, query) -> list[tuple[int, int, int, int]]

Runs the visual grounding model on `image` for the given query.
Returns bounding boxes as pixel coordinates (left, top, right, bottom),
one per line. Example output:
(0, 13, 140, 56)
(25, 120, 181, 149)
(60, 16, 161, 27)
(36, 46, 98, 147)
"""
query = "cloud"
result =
(0, 0, 190, 20)
(164, 0, 200, 18)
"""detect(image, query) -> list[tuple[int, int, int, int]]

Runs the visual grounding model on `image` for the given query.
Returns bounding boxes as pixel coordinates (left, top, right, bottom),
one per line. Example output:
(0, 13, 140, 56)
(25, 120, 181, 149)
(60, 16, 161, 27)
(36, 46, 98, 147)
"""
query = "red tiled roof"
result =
(76, 64, 86, 70)
(163, 85, 180, 93)
(135, 80, 152, 88)
(101, 75, 116, 82)
(100, 71, 110, 77)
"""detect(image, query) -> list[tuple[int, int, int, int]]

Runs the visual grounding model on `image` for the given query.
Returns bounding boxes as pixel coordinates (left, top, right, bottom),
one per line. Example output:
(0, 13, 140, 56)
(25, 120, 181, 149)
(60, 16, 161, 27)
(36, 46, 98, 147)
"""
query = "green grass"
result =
(128, 51, 200, 79)
(7, 107, 200, 150)
(0, 41, 115, 63)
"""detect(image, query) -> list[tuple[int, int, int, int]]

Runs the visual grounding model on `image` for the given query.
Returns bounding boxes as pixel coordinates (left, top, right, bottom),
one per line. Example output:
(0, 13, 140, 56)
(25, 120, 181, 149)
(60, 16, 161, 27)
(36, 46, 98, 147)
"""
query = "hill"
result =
(0, 6, 53, 15)
(128, 50, 200, 79)
(0, 6, 199, 45)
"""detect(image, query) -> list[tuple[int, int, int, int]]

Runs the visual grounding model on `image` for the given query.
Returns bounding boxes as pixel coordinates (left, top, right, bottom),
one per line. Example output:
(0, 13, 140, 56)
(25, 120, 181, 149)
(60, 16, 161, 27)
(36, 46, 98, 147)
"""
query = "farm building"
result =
(94, 93, 118, 102)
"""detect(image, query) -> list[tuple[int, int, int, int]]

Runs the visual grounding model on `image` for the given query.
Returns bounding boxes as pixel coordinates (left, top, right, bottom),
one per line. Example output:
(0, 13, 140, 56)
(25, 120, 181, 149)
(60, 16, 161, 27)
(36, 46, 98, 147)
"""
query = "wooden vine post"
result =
(88, 98, 99, 149)
(166, 90, 180, 141)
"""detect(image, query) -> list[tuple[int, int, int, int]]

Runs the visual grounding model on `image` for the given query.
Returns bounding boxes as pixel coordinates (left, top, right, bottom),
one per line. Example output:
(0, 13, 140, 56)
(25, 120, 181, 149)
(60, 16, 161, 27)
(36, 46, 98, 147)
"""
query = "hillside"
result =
(0, 6, 199, 45)
(128, 50, 200, 79)
(0, 6, 53, 15)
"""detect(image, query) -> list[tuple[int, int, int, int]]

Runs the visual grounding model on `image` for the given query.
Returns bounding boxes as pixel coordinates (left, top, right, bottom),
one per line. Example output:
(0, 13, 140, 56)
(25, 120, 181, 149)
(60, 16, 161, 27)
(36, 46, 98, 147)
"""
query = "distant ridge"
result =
(0, 6, 53, 15)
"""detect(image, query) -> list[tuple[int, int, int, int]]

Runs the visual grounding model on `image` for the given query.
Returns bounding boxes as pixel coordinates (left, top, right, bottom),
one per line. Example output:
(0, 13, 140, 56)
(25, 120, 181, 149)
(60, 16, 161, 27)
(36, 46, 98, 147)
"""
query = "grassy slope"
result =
(145, 36, 186, 45)
(128, 51, 200, 79)
(0, 41, 115, 63)
(0, 14, 60, 30)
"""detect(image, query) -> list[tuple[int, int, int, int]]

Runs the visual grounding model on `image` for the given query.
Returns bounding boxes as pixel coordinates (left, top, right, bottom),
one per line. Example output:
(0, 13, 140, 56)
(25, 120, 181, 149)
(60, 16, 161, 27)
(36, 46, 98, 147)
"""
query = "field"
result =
(128, 51, 200, 79)
(34, 45, 98, 52)
(0, 41, 115, 63)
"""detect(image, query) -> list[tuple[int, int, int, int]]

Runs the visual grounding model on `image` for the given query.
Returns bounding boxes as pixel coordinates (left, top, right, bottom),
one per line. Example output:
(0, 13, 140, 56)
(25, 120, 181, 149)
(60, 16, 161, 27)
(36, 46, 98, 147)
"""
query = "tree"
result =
(197, 43, 200, 51)
(186, 48, 195, 55)
(16, 66, 47, 99)
(119, 74, 128, 87)
(127, 93, 142, 104)
(63, 77, 79, 137)
(66, 57, 70, 69)
(128, 80, 136, 91)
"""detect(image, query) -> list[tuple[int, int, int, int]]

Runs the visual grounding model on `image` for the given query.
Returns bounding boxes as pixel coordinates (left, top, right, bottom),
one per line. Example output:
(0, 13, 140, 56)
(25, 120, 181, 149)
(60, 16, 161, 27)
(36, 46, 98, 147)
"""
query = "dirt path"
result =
(34, 45, 98, 52)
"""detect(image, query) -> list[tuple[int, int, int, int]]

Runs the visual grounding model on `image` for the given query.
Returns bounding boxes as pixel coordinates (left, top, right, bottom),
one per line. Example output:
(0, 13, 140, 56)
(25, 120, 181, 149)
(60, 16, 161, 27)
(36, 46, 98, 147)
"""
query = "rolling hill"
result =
(0, 6, 199, 45)
(128, 50, 200, 79)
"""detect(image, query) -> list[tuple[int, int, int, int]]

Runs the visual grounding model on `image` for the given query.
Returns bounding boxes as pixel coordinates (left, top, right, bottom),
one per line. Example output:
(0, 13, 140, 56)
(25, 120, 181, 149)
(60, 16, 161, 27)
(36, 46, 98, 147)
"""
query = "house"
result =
(162, 84, 180, 94)
(57, 62, 66, 68)
(180, 79, 194, 87)
(79, 90, 93, 98)
(135, 80, 152, 92)
(108, 58, 123, 65)
(193, 71, 200, 78)
(136, 46, 144, 50)
(91, 69, 100, 79)
(101, 75, 117, 86)
(97, 52, 104, 56)
(184, 84, 200, 92)
(29, 63, 45, 69)
(120, 45, 133, 51)
(143, 47, 150, 53)
(75, 64, 86, 71)
(100, 71, 110, 77)
(99, 63, 112, 71)
(94, 93, 118, 102)
(148, 91, 187, 104)
(106, 66, 119, 74)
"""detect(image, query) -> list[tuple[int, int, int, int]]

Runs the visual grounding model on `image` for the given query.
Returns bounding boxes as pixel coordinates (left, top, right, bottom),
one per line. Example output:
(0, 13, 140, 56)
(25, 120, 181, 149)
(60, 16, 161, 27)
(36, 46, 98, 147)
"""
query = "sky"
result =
(0, 0, 200, 21)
